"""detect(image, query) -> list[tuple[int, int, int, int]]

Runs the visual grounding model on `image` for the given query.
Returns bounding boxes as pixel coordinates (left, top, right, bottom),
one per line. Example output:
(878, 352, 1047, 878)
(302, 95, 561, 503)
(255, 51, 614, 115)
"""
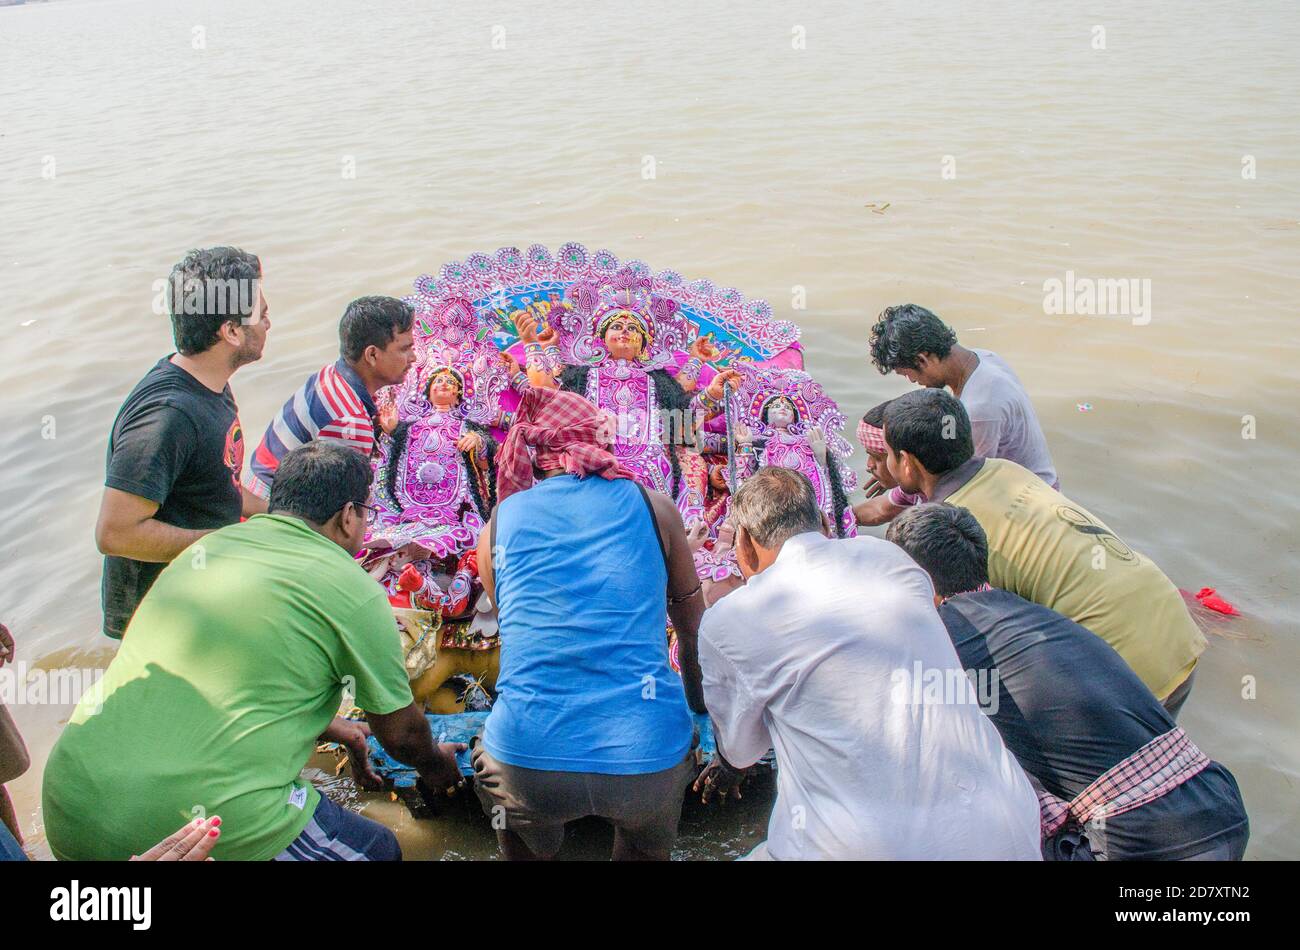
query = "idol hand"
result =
(686, 519, 709, 553)
(706, 369, 741, 402)
(515, 311, 540, 344)
(809, 426, 828, 466)
(689, 336, 720, 362)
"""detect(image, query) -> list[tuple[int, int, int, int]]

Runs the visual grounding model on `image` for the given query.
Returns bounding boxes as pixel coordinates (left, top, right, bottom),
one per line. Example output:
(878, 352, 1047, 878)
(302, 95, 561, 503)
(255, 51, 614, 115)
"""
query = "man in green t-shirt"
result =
(43, 441, 464, 861)
(879, 389, 1206, 716)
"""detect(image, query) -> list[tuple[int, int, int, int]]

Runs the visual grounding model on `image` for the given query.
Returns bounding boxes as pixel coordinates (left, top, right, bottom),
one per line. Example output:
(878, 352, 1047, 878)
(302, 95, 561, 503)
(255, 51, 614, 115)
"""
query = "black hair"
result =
(269, 441, 372, 524)
(731, 466, 823, 549)
(560, 364, 692, 497)
(882, 388, 973, 476)
(868, 304, 958, 373)
(760, 395, 797, 426)
(167, 247, 262, 356)
(862, 399, 892, 429)
(886, 502, 989, 597)
(339, 296, 414, 363)
(823, 455, 851, 538)
(382, 419, 496, 518)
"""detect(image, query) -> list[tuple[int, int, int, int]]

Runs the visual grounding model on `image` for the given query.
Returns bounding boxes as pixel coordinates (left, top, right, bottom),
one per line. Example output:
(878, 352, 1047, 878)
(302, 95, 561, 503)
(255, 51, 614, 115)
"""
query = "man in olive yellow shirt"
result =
(880, 389, 1205, 716)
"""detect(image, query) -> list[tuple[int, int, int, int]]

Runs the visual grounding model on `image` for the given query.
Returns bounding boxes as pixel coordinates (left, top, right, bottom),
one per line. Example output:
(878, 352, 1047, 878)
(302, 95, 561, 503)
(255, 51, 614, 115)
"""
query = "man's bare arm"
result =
(94, 487, 210, 562)
(853, 494, 907, 527)
(476, 514, 496, 605)
(649, 493, 707, 714)
(241, 485, 268, 517)
(368, 702, 464, 791)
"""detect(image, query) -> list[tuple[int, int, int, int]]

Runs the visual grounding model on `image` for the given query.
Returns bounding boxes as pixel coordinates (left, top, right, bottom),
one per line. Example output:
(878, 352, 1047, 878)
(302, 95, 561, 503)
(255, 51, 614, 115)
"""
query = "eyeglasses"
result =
(353, 501, 380, 525)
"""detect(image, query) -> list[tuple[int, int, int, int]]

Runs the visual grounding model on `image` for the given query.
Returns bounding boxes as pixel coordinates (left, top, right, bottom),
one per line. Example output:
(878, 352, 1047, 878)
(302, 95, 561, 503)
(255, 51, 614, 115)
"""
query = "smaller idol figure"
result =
(731, 365, 859, 538)
(366, 302, 509, 615)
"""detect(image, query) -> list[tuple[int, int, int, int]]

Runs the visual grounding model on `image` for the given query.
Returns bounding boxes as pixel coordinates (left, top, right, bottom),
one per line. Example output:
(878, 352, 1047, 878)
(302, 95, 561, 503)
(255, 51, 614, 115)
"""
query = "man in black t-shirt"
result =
(96, 247, 271, 638)
(887, 503, 1250, 861)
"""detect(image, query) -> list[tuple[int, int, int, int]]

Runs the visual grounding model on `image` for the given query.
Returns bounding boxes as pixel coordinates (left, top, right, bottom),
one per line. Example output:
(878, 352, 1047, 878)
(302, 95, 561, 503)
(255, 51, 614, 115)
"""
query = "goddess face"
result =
(426, 369, 463, 409)
(601, 313, 648, 362)
(764, 396, 798, 430)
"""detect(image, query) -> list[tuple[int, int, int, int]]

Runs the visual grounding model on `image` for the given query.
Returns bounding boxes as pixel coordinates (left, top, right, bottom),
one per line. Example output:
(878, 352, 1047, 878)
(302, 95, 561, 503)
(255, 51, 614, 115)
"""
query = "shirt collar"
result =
(774, 530, 828, 564)
(335, 358, 378, 416)
(928, 456, 986, 503)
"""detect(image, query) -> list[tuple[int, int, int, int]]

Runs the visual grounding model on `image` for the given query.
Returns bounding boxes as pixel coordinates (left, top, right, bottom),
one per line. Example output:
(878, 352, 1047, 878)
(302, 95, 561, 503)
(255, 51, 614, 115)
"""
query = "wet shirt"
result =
(961, 349, 1058, 488)
(937, 458, 1206, 700)
(939, 589, 1248, 860)
(101, 357, 244, 638)
(243, 360, 377, 500)
(700, 533, 1042, 861)
(44, 515, 413, 861)
(484, 475, 693, 774)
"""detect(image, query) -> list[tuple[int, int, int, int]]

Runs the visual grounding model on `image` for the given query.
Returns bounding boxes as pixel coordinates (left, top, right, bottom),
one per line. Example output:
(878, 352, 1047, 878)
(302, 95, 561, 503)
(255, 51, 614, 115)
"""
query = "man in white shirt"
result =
(868, 303, 1057, 488)
(696, 466, 1042, 861)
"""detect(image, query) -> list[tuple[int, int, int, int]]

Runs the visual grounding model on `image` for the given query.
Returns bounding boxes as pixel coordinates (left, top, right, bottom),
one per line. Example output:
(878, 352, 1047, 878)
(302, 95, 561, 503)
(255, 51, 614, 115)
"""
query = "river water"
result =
(1, 0, 1296, 859)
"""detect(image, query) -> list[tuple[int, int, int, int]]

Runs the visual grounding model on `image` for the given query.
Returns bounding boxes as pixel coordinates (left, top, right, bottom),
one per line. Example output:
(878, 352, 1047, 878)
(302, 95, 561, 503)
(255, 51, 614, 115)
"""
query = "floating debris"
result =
(1076, 403, 1093, 412)
(1195, 587, 1240, 617)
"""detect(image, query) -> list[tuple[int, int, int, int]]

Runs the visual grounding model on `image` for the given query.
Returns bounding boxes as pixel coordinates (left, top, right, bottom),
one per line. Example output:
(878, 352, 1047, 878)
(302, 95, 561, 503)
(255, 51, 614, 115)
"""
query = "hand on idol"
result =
(365, 551, 397, 580)
(693, 754, 749, 805)
(715, 518, 737, 553)
(456, 431, 485, 454)
(320, 717, 384, 790)
(686, 519, 709, 553)
(706, 368, 741, 403)
(130, 816, 222, 861)
(596, 409, 618, 446)
(734, 422, 754, 446)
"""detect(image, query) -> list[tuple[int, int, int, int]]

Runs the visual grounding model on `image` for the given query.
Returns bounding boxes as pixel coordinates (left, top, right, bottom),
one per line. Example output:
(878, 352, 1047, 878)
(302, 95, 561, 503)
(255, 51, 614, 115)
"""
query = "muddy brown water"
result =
(2, 0, 1297, 859)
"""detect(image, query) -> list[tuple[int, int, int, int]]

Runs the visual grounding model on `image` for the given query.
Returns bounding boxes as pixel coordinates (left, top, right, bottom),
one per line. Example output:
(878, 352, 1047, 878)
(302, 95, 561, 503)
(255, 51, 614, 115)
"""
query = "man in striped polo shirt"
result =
(243, 296, 415, 508)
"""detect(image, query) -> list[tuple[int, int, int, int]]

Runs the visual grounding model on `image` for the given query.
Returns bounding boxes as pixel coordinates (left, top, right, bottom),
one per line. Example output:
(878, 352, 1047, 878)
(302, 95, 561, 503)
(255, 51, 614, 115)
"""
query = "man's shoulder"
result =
(967, 349, 1028, 397)
(317, 362, 369, 416)
(699, 582, 756, 639)
(959, 457, 1033, 492)
(942, 587, 1049, 626)
(213, 517, 382, 604)
(119, 360, 231, 424)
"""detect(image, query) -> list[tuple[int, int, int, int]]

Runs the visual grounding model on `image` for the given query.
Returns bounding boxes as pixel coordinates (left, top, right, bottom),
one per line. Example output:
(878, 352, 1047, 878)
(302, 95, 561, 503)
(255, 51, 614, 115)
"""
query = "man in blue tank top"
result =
(473, 388, 707, 860)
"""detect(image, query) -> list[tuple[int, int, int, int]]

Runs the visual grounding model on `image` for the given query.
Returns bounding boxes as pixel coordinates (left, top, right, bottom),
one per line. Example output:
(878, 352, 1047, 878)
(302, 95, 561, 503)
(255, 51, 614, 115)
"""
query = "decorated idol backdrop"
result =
(358, 243, 859, 714)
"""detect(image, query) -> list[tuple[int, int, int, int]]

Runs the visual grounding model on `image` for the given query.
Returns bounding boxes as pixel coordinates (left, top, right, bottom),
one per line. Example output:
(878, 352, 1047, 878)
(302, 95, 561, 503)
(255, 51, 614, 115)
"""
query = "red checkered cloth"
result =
(1038, 726, 1210, 837)
(857, 418, 888, 455)
(496, 386, 634, 502)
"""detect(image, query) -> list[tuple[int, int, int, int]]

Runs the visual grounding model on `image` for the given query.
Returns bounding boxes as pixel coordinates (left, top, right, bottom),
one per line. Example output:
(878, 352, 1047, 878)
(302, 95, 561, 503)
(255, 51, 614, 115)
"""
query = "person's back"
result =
(940, 589, 1248, 860)
(962, 349, 1057, 487)
(484, 474, 692, 773)
(944, 458, 1205, 702)
(44, 513, 410, 860)
(701, 532, 1040, 860)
